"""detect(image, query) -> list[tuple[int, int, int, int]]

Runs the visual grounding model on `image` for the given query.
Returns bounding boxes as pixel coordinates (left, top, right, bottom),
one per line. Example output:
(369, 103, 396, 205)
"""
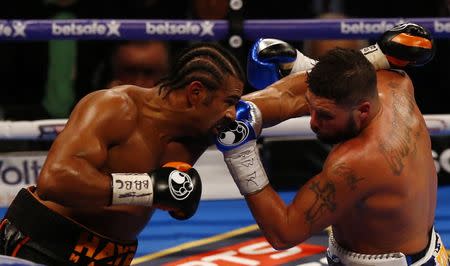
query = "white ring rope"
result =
(0, 115, 449, 140)
(263, 115, 450, 139)
(0, 119, 68, 140)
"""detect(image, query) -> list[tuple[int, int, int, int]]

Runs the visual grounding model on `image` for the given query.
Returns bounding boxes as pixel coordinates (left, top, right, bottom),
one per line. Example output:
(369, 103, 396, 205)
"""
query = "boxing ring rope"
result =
(0, 115, 450, 140)
(0, 18, 450, 41)
(0, 17, 449, 140)
(0, 16, 449, 203)
(0, 16, 449, 264)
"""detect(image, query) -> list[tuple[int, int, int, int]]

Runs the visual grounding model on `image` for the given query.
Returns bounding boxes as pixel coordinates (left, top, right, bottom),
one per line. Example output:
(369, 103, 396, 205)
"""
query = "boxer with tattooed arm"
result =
(217, 23, 448, 265)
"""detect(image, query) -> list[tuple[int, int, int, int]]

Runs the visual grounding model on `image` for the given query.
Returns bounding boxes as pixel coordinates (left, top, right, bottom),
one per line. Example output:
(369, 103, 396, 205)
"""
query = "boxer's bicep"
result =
(37, 91, 137, 206)
(52, 90, 136, 166)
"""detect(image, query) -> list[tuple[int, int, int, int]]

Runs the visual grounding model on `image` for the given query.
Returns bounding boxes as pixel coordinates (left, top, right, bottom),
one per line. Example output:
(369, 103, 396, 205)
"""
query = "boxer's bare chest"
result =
(104, 129, 167, 173)
(81, 130, 169, 240)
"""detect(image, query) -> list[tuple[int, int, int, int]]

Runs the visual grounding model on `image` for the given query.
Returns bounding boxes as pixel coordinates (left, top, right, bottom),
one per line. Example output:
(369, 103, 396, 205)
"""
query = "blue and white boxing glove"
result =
(215, 100, 269, 196)
(216, 100, 262, 152)
(247, 38, 317, 90)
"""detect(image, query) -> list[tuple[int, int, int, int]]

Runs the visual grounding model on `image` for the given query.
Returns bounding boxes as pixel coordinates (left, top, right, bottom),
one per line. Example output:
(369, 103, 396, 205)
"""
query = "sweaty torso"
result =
(37, 86, 207, 242)
(67, 129, 164, 242)
(332, 70, 437, 254)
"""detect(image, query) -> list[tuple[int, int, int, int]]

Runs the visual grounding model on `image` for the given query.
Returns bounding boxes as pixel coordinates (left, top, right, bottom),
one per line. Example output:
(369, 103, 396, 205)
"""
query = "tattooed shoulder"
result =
(331, 163, 365, 191)
(387, 81, 400, 89)
(303, 162, 365, 231)
(378, 88, 417, 175)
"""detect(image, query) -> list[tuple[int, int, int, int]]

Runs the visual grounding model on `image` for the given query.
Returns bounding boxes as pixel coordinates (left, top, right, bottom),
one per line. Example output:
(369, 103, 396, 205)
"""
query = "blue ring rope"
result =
(0, 18, 448, 41)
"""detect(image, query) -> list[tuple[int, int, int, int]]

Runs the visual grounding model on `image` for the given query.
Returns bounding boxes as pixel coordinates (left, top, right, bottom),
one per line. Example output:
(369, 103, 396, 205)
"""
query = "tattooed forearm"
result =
(304, 180, 336, 229)
(332, 163, 364, 191)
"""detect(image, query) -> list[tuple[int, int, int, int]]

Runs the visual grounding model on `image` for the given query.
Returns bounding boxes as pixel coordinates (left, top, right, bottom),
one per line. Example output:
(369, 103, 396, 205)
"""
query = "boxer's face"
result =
(197, 75, 244, 136)
(112, 41, 169, 88)
(306, 90, 360, 145)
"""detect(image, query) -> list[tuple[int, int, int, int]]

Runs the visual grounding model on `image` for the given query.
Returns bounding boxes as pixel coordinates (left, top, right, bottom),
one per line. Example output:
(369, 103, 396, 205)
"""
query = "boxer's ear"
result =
(186, 81, 207, 106)
(355, 101, 370, 121)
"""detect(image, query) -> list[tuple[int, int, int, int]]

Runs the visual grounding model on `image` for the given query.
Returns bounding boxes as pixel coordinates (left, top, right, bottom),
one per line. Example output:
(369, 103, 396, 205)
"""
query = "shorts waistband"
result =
(327, 228, 448, 266)
(327, 231, 406, 266)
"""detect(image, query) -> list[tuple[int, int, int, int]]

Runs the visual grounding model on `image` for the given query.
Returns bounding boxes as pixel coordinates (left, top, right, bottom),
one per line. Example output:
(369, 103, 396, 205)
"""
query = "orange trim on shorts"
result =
(11, 236, 31, 257)
(386, 55, 409, 67)
(391, 33, 433, 49)
(0, 219, 8, 231)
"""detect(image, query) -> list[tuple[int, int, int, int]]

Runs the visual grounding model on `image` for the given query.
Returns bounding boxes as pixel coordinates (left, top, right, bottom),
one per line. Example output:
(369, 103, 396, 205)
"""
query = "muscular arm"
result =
(242, 72, 310, 128)
(243, 69, 412, 129)
(244, 159, 367, 250)
(36, 89, 137, 208)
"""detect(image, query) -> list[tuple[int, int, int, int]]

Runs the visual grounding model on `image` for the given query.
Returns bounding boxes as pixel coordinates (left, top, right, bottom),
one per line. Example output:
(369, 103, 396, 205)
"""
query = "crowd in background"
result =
(0, 0, 449, 120)
(0, 0, 450, 188)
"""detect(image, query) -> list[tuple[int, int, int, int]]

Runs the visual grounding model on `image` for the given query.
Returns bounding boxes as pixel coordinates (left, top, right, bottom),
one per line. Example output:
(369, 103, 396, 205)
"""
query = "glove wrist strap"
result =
(224, 141, 269, 196)
(290, 50, 318, 74)
(111, 173, 153, 206)
(360, 43, 390, 70)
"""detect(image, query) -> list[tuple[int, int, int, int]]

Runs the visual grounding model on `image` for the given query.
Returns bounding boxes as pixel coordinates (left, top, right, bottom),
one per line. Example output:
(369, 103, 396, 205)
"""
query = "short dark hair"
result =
(306, 48, 377, 107)
(157, 42, 245, 96)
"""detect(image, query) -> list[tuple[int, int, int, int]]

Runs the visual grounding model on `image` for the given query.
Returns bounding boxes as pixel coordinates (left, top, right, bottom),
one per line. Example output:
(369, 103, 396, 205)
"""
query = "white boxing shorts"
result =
(327, 227, 449, 266)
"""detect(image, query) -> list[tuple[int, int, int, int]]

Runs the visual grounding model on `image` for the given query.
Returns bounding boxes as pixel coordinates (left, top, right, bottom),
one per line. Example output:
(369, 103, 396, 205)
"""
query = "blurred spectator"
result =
(0, 0, 179, 152)
(303, 12, 369, 59)
(0, 0, 186, 120)
(342, 0, 447, 18)
(76, 0, 188, 99)
(92, 41, 171, 89)
(0, 0, 115, 120)
(244, 0, 315, 19)
(340, 0, 450, 114)
(1, 0, 448, 120)
(109, 0, 189, 19)
(191, 0, 229, 19)
(42, 0, 78, 119)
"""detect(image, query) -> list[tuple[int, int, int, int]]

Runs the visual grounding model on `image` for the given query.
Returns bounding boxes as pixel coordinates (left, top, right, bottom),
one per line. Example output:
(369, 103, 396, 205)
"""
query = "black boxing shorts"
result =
(0, 187, 137, 266)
